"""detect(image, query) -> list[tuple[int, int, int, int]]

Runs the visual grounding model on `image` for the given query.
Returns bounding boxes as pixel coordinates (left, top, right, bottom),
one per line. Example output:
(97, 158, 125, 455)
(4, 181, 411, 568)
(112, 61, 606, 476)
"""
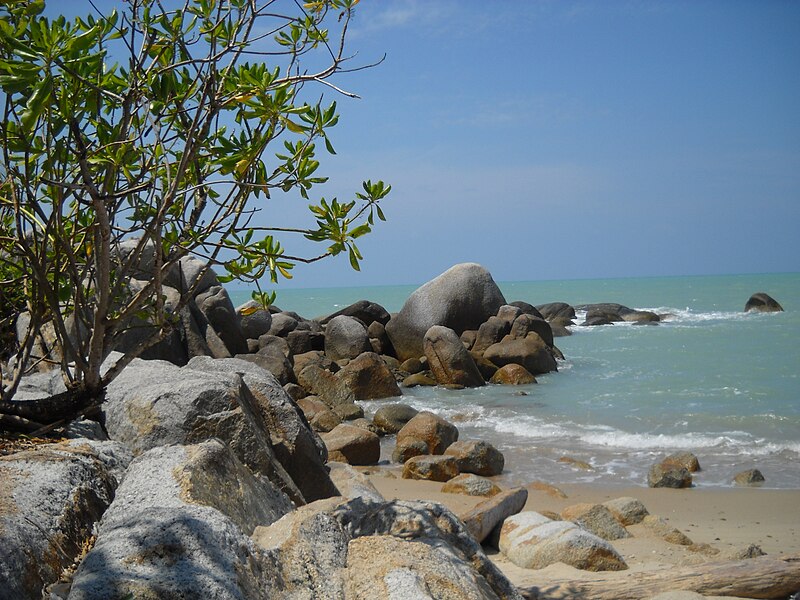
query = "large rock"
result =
(402, 454, 459, 482)
(322, 424, 381, 466)
(472, 316, 511, 354)
(252, 497, 523, 600)
(321, 300, 391, 327)
(236, 346, 295, 384)
(602, 496, 650, 526)
(396, 411, 459, 456)
(372, 403, 419, 435)
(297, 363, 354, 406)
(186, 356, 336, 502)
(325, 315, 371, 362)
(535, 302, 576, 322)
(560, 503, 631, 541)
(509, 313, 554, 347)
(336, 352, 402, 400)
(744, 292, 783, 313)
(459, 487, 528, 544)
(489, 363, 537, 385)
(499, 512, 627, 571)
(662, 451, 701, 472)
(386, 263, 507, 361)
(0, 440, 131, 600)
(423, 325, 485, 388)
(194, 284, 249, 356)
(444, 439, 504, 476)
(483, 333, 558, 375)
(69, 440, 292, 600)
(648, 463, 693, 488)
(237, 300, 273, 339)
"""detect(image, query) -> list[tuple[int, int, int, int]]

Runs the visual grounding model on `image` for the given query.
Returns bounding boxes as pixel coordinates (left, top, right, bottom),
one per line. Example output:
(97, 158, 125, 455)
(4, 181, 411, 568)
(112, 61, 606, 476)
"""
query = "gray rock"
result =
(236, 349, 295, 385)
(744, 292, 783, 312)
(499, 512, 627, 571)
(483, 333, 558, 375)
(287, 329, 325, 355)
(459, 487, 528, 544)
(535, 302, 575, 321)
(237, 300, 274, 339)
(325, 315, 371, 362)
(373, 404, 420, 435)
(424, 325, 485, 388)
(386, 263, 507, 361)
(472, 316, 511, 354)
(441, 473, 502, 497)
(69, 441, 288, 600)
(1, 440, 131, 600)
(268, 312, 299, 337)
(444, 440, 504, 476)
(195, 285, 249, 356)
(321, 300, 391, 327)
(560, 503, 631, 541)
(332, 401, 365, 421)
(602, 496, 650, 526)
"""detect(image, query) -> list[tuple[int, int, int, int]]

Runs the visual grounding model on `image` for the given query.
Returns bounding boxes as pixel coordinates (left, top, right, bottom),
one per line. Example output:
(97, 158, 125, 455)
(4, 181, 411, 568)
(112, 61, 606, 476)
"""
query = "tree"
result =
(0, 0, 390, 429)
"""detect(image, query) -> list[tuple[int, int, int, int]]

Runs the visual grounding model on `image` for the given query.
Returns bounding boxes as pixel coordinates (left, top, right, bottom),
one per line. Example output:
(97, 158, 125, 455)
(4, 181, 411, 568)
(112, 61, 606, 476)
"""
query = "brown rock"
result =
(336, 351, 402, 401)
(402, 373, 437, 388)
(392, 438, 428, 464)
(441, 473, 502, 497)
(559, 456, 594, 471)
(603, 496, 649, 526)
(489, 363, 537, 385)
(734, 468, 765, 486)
(372, 403, 419, 435)
(423, 325, 485, 388)
(321, 424, 380, 466)
(459, 487, 528, 544)
(648, 463, 692, 488)
(641, 515, 693, 545)
(483, 334, 558, 375)
(526, 480, 568, 499)
(402, 455, 459, 482)
(444, 440, 504, 476)
(662, 451, 701, 472)
(560, 503, 631, 541)
(396, 411, 459, 456)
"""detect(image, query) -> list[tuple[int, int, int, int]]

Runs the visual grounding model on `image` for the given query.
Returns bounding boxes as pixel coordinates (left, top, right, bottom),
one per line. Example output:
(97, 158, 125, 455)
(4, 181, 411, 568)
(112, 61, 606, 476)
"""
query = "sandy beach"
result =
(367, 469, 800, 598)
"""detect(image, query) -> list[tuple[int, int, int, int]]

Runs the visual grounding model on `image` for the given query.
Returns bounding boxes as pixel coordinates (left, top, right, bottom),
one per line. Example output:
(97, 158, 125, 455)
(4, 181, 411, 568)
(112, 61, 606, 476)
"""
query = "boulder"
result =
(325, 315, 371, 362)
(286, 329, 325, 355)
(471, 351, 500, 381)
(508, 301, 544, 319)
(310, 409, 342, 433)
(472, 316, 511, 354)
(392, 438, 429, 464)
(399, 357, 424, 374)
(744, 292, 784, 313)
(297, 395, 329, 420)
(327, 462, 385, 503)
(662, 451, 701, 472)
(402, 454, 460, 482)
(252, 497, 523, 600)
(386, 263, 507, 361)
(194, 284, 249, 356)
(490, 363, 537, 385)
(336, 351, 402, 400)
(237, 300, 273, 340)
(297, 363, 354, 407)
(442, 473, 502, 497)
(509, 313, 554, 347)
(402, 372, 437, 387)
(321, 299, 391, 327)
(366, 321, 394, 356)
(423, 325, 485, 388)
(459, 487, 528, 544)
(185, 356, 336, 503)
(734, 468, 765, 486)
(267, 312, 299, 337)
(496, 304, 523, 325)
(535, 302, 576, 321)
(648, 463, 692, 488)
(235, 348, 294, 385)
(293, 350, 336, 380)
(499, 512, 627, 571)
(68, 440, 291, 600)
(622, 310, 661, 323)
(460, 329, 478, 350)
(0, 440, 131, 600)
(396, 411, 459, 455)
(332, 401, 365, 421)
(603, 496, 650, 526)
(483, 333, 558, 375)
(372, 403, 419, 435)
(322, 423, 381, 466)
(444, 439, 505, 476)
(560, 503, 631, 541)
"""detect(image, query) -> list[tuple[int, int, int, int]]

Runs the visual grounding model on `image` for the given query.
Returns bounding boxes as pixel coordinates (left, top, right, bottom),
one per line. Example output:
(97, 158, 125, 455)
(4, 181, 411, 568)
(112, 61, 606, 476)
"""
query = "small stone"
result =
(402, 455, 459, 482)
(441, 473, 502, 497)
(733, 468, 765, 486)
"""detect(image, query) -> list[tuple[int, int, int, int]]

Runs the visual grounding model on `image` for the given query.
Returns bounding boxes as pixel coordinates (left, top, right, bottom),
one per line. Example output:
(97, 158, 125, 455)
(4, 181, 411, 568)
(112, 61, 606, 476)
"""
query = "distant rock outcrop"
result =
(744, 292, 783, 313)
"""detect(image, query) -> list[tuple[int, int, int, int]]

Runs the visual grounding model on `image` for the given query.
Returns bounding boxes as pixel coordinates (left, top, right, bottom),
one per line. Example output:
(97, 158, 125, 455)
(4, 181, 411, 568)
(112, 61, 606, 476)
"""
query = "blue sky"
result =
(41, 1, 800, 288)
(281, 0, 800, 288)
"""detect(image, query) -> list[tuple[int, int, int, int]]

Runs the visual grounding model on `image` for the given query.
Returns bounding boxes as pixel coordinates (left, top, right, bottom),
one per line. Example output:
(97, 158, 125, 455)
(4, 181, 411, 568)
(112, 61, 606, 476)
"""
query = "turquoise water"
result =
(229, 273, 800, 488)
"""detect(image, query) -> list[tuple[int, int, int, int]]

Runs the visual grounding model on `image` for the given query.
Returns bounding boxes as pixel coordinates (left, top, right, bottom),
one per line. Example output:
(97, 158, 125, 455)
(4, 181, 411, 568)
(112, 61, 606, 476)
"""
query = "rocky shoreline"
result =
(1, 262, 793, 599)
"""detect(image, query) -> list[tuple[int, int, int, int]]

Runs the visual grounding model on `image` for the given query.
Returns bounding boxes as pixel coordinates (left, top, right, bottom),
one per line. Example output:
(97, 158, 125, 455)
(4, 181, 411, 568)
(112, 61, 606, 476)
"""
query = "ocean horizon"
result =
(228, 272, 800, 489)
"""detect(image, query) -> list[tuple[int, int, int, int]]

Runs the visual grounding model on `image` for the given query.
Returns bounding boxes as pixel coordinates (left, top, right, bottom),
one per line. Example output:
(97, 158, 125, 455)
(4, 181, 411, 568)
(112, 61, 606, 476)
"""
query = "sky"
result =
(40, 1, 800, 288)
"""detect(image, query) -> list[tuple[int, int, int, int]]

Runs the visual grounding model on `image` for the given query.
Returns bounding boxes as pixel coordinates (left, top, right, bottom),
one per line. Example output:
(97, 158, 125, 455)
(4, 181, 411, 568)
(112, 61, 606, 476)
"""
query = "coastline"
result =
(367, 471, 800, 593)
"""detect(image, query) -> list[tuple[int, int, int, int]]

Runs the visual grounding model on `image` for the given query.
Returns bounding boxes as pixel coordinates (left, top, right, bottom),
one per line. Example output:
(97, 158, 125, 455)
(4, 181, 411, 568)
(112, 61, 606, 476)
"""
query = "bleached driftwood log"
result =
(520, 553, 800, 600)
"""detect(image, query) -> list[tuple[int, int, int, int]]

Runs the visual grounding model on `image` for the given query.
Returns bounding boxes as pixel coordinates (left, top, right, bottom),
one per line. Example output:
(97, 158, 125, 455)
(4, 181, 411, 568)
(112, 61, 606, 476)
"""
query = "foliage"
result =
(0, 0, 390, 404)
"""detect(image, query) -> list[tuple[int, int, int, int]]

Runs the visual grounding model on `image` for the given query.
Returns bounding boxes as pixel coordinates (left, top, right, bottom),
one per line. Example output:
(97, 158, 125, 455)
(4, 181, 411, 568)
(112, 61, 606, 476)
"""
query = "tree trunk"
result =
(519, 553, 800, 600)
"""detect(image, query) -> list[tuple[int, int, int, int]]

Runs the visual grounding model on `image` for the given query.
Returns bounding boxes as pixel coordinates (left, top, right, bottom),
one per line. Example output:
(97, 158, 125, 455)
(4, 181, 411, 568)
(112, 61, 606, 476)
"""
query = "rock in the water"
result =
(744, 292, 784, 313)
(402, 454, 459, 482)
(372, 403, 419, 435)
(483, 333, 558, 375)
(386, 263, 507, 361)
(499, 512, 628, 571)
(648, 463, 692, 488)
(322, 423, 381, 466)
(472, 316, 512, 354)
(603, 496, 650, 526)
(336, 351, 402, 400)
(535, 302, 576, 322)
(509, 313, 554, 347)
(325, 315, 372, 362)
(662, 451, 701, 472)
(442, 473, 502, 497)
(0, 440, 131, 600)
(321, 299, 391, 327)
(489, 363, 537, 385)
(734, 468, 765, 486)
(459, 487, 528, 544)
(396, 411, 459, 455)
(444, 439, 504, 476)
(560, 503, 631, 541)
(402, 372, 438, 387)
(424, 325, 485, 388)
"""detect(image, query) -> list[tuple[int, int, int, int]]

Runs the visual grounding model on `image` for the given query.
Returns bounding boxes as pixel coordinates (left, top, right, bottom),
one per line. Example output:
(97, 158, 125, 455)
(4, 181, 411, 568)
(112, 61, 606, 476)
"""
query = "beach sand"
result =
(366, 468, 800, 598)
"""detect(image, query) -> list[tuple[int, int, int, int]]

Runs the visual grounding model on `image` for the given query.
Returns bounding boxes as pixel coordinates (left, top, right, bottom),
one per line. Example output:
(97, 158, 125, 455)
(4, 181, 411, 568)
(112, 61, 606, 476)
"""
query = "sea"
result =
(228, 272, 800, 489)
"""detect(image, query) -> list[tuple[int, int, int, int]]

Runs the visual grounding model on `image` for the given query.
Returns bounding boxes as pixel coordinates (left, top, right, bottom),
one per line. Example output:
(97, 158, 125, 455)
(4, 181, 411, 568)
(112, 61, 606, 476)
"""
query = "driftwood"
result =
(520, 553, 800, 600)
